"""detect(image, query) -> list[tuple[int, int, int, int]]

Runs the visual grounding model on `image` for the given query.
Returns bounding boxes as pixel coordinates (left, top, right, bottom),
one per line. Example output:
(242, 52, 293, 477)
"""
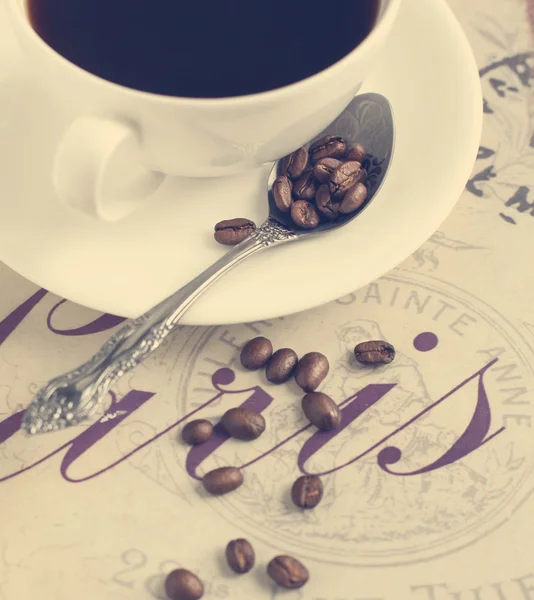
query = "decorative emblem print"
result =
(147, 273, 534, 568)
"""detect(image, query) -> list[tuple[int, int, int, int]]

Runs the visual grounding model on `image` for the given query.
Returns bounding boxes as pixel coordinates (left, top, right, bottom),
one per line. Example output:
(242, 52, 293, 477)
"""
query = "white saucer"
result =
(0, 0, 481, 325)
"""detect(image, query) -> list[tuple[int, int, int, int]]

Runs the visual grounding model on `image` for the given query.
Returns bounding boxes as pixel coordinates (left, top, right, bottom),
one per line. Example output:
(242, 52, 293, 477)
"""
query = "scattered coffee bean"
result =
(309, 134, 346, 162)
(291, 475, 324, 509)
(313, 157, 342, 183)
(266, 348, 299, 384)
(281, 147, 309, 180)
(354, 340, 396, 365)
(294, 352, 329, 392)
(315, 184, 340, 220)
(202, 467, 244, 496)
(329, 161, 363, 199)
(267, 555, 309, 589)
(301, 392, 341, 431)
(272, 175, 293, 213)
(293, 171, 317, 201)
(221, 407, 266, 441)
(339, 182, 368, 214)
(165, 569, 204, 600)
(240, 337, 273, 370)
(181, 419, 213, 446)
(346, 143, 367, 163)
(214, 218, 256, 246)
(225, 539, 255, 574)
(291, 200, 320, 229)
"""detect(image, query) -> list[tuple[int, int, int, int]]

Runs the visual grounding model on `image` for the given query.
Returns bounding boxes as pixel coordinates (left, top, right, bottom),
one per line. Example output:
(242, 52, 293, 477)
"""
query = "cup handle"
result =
(52, 117, 166, 222)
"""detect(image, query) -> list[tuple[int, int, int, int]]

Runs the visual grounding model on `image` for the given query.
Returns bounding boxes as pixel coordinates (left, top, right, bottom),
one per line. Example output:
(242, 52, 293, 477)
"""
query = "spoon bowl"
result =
(267, 92, 394, 235)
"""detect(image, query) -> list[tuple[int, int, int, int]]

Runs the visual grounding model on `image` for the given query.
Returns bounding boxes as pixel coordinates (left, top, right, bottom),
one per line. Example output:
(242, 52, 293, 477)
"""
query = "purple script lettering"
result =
(47, 300, 125, 336)
(187, 384, 396, 479)
(0, 289, 47, 346)
(378, 358, 504, 475)
(0, 359, 506, 486)
(298, 359, 504, 476)
(0, 408, 73, 483)
(0, 390, 154, 483)
(186, 377, 274, 479)
(298, 384, 396, 474)
(0, 369, 266, 484)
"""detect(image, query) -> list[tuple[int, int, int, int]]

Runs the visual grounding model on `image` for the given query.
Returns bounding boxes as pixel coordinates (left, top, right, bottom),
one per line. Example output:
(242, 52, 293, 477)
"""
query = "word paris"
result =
(0, 289, 505, 485)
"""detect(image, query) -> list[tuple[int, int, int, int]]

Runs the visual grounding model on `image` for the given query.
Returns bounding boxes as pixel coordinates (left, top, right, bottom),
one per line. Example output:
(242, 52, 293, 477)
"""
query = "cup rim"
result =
(10, 0, 402, 106)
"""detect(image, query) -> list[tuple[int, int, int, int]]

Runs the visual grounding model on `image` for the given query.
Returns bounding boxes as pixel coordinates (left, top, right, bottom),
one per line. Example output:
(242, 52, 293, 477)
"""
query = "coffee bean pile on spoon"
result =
(212, 137, 369, 245)
(273, 137, 369, 229)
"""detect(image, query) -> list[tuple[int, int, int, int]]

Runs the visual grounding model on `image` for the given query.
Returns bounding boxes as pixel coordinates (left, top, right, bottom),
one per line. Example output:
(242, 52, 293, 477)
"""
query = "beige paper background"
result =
(2, 0, 534, 598)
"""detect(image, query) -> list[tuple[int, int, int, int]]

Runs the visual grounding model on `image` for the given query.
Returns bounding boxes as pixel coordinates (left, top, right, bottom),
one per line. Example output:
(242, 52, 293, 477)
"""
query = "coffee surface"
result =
(27, 0, 379, 98)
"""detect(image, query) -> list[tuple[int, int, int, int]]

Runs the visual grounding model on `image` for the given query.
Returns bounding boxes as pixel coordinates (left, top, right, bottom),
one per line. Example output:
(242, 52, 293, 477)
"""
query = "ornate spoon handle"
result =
(22, 218, 297, 434)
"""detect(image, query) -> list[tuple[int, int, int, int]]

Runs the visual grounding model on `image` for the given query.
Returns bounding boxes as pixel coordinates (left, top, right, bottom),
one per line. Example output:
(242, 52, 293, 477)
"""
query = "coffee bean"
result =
(309, 134, 346, 162)
(293, 171, 317, 200)
(291, 475, 324, 509)
(339, 182, 368, 214)
(181, 419, 213, 446)
(214, 218, 256, 246)
(346, 144, 367, 163)
(225, 539, 255, 574)
(315, 184, 340, 221)
(267, 555, 309, 589)
(313, 157, 342, 183)
(240, 337, 273, 370)
(301, 392, 341, 431)
(354, 340, 396, 365)
(290, 200, 320, 230)
(266, 348, 299, 384)
(202, 467, 244, 496)
(272, 175, 293, 213)
(294, 352, 329, 392)
(329, 161, 363, 199)
(281, 147, 309, 180)
(221, 407, 266, 441)
(165, 569, 204, 600)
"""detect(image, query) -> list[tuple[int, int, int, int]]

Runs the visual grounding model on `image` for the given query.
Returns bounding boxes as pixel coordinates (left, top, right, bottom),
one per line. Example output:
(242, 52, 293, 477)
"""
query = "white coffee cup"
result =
(8, 0, 402, 222)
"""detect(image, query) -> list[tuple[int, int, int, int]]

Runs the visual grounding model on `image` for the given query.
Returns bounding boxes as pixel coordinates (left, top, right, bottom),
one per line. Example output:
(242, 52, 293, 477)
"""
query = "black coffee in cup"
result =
(26, 0, 380, 98)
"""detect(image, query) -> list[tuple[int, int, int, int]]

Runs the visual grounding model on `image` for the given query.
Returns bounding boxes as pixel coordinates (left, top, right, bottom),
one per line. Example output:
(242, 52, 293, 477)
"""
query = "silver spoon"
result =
(22, 92, 395, 435)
